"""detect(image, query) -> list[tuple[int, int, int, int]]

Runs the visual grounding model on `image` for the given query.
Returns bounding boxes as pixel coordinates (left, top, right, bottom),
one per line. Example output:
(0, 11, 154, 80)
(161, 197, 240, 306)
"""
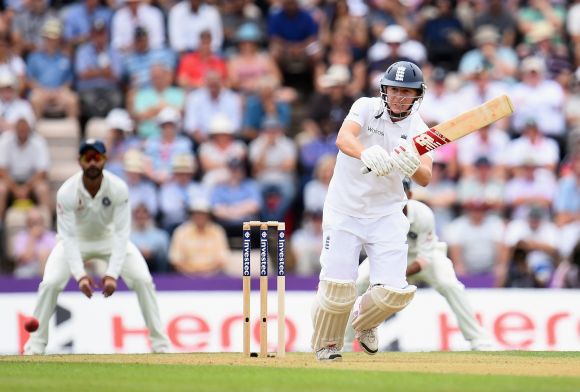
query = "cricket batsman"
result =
(344, 178, 495, 353)
(24, 139, 169, 355)
(312, 61, 433, 361)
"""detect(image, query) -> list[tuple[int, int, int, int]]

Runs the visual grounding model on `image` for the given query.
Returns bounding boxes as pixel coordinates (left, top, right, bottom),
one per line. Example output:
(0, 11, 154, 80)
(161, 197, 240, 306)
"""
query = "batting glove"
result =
(392, 140, 421, 177)
(361, 145, 395, 176)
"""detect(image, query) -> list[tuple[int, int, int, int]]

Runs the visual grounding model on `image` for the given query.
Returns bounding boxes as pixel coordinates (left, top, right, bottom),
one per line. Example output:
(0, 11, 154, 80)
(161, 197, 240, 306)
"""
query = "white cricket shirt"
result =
(56, 170, 131, 280)
(325, 97, 430, 218)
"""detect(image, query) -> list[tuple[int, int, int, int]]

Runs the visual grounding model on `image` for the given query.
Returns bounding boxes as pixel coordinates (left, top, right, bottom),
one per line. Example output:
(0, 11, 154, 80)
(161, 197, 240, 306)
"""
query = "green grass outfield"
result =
(1, 352, 579, 392)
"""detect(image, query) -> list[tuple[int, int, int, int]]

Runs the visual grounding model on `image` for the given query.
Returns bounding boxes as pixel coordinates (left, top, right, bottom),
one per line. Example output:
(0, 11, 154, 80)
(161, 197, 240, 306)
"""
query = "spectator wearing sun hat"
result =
(123, 149, 158, 217)
(11, 0, 57, 56)
(199, 113, 247, 189)
(249, 116, 297, 221)
(143, 107, 193, 185)
(74, 20, 123, 119)
(0, 105, 50, 219)
(27, 19, 79, 119)
(103, 109, 140, 179)
(458, 25, 518, 83)
(210, 157, 261, 237)
(228, 22, 282, 95)
(504, 118, 560, 173)
(158, 153, 208, 233)
(169, 198, 229, 276)
(0, 70, 33, 133)
(504, 154, 557, 220)
(510, 56, 565, 138)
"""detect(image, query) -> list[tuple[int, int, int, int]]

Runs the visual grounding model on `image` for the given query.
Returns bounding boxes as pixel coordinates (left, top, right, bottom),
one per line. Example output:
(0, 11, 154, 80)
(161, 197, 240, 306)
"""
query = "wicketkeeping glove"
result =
(360, 145, 395, 176)
(392, 140, 421, 177)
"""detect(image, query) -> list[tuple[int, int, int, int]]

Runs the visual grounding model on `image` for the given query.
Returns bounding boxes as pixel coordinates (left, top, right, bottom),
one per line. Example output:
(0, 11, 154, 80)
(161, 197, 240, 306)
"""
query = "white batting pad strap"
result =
(352, 285, 416, 332)
(311, 280, 357, 351)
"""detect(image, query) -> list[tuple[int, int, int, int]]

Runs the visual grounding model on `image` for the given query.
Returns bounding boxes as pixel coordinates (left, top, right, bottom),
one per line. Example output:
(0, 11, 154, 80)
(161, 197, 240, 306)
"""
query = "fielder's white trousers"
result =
(24, 240, 169, 354)
(353, 250, 487, 343)
(320, 206, 410, 288)
(408, 253, 486, 342)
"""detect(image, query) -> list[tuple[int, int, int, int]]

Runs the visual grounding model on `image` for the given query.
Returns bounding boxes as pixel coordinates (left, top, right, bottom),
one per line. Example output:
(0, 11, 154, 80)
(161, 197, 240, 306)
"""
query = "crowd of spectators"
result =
(0, 0, 578, 289)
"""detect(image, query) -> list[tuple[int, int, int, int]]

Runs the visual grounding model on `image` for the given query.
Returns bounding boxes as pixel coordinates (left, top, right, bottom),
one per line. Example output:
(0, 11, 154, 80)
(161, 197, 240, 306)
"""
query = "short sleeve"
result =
(344, 97, 372, 127)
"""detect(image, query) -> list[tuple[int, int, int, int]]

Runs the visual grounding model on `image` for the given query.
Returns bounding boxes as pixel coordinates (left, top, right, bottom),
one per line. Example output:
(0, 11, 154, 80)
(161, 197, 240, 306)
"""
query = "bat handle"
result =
(360, 166, 371, 174)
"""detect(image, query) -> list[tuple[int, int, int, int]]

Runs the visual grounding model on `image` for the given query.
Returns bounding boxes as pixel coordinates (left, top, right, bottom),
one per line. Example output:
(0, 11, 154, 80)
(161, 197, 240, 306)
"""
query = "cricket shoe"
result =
(355, 327, 378, 355)
(23, 344, 45, 356)
(316, 346, 343, 361)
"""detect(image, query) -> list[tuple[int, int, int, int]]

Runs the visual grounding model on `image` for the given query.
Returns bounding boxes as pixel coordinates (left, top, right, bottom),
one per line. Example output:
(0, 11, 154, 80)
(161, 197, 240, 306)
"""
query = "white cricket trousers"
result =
(320, 206, 410, 288)
(409, 253, 486, 342)
(24, 241, 169, 354)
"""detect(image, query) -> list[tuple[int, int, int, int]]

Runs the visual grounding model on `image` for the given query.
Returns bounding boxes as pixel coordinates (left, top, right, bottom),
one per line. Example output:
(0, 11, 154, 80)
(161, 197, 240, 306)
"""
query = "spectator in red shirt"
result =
(177, 30, 227, 91)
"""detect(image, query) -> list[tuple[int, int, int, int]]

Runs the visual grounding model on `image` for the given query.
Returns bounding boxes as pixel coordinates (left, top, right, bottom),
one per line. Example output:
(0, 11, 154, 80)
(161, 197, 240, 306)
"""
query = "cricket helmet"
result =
(380, 61, 426, 120)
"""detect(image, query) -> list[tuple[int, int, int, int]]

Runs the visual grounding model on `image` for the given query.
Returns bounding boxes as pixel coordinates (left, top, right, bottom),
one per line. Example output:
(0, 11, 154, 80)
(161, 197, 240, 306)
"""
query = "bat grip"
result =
(361, 166, 371, 174)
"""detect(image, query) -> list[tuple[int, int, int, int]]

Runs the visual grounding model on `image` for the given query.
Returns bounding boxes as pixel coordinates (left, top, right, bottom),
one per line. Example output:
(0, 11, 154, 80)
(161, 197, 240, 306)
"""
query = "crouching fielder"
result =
(311, 61, 434, 361)
(24, 139, 169, 355)
(346, 178, 493, 352)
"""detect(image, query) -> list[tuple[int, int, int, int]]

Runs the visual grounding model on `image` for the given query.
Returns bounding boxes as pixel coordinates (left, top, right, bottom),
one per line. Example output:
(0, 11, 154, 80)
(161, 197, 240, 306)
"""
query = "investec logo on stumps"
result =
(278, 231, 285, 276)
(243, 231, 251, 276)
(260, 231, 268, 275)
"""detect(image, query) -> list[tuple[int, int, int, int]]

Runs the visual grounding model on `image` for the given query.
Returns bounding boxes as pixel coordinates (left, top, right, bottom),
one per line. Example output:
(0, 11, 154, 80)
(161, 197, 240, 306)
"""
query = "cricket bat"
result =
(362, 94, 514, 173)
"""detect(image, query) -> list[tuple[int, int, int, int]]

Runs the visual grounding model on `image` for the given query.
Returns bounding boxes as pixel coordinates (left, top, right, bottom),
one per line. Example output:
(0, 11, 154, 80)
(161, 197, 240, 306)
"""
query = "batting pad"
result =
(352, 284, 416, 332)
(311, 280, 357, 351)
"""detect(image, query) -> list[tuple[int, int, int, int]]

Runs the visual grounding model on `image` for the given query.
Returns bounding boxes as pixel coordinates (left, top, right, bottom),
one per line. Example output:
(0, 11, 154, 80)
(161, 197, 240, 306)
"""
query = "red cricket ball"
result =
(24, 317, 39, 333)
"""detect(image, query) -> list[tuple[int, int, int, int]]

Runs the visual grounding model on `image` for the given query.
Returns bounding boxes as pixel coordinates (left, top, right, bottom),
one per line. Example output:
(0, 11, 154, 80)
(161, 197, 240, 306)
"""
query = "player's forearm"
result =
(406, 261, 422, 276)
(411, 164, 432, 187)
(107, 202, 131, 278)
(336, 122, 364, 159)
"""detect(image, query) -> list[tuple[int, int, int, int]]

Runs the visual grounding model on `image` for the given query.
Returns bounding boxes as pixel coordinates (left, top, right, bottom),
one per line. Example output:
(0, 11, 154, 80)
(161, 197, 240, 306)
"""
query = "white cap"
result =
(521, 57, 546, 74)
(0, 70, 17, 88)
(318, 64, 351, 88)
(157, 107, 181, 125)
(106, 108, 133, 132)
(209, 114, 235, 135)
(381, 25, 408, 44)
(189, 198, 211, 213)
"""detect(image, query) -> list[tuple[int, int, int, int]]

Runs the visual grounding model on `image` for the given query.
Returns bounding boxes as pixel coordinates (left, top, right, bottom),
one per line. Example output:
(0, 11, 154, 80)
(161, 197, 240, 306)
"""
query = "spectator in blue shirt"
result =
(131, 202, 170, 273)
(123, 26, 176, 91)
(27, 20, 79, 119)
(62, 0, 113, 48)
(210, 158, 262, 237)
(158, 153, 207, 233)
(75, 20, 123, 118)
(143, 107, 193, 185)
(123, 149, 158, 217)
(554, 153, 580, 226)
(242, 76, 291, 141)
